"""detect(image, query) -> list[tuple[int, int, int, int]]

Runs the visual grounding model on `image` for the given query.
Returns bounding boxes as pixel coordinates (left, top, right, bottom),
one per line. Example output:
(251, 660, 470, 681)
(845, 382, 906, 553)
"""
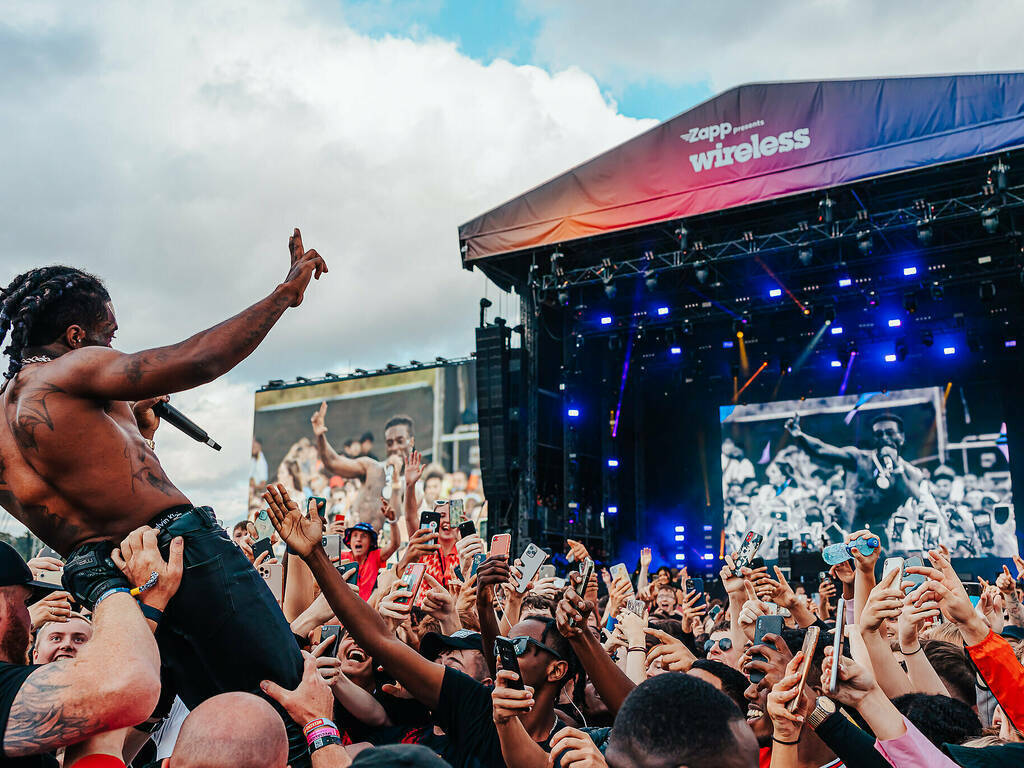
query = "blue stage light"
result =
(830, 360, 842, 368)
(884, 353, 897, 363)
(674, 553, 686, 561)
(675, 525, 686, 533)
(567, 408, 580, 418)
(838, 278, 852, 287)
(675, 534, 685, 542)
(607, 458, 619, 468)
(1007, 340, 1018, 348)
(888, 318, 902, 328)
(903, 266, 918, 276)
(722, 340, 734, 349)
(943, 347, 956, 356)
(703, 525, 713, 532)
(702, 553, 715, 561)
(830, 326, 843, 335)
(769, 288, 782, 298)
(600, 316, 612, 325)
(657, 306, 669, 316)
(670, 346, 682, 355)
(607, 505, 618, 515)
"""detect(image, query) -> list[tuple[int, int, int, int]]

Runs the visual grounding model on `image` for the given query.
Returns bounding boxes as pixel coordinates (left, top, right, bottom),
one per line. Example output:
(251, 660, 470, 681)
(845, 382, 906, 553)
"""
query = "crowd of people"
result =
(6, 468, 1024, 767)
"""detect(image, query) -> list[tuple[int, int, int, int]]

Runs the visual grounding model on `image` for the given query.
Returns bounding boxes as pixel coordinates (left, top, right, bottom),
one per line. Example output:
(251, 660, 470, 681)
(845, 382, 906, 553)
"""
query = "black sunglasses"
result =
(495, 636, 564, 661)
(704, 637, 733, 653)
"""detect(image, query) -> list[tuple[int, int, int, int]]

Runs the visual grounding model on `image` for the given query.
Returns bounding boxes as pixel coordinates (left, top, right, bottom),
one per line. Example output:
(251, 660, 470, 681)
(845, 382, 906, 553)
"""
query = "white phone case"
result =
(516, 543, 548, 593)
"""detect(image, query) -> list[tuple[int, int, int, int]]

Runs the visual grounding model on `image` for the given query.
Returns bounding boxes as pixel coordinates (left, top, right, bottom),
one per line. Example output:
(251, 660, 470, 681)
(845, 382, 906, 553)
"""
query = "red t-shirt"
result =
(69, 757, 125, 768)
(420, 547, 460, 590)
(339, 549, 385, 600)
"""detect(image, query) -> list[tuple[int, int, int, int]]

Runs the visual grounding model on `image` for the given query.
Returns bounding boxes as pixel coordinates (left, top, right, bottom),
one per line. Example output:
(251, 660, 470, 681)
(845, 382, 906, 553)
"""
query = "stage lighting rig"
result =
(921, 330, 934, 347)
(818, 195, 835, 225)
(903, 292, 918, 314)
(916, 219, 933, 245)
(930, 282, 944, 301)
(694, 261, 709, 285)
(823, 305, 836, 325)
(979, 281, 996, 302)
(643, 251, 657, 291)
(798, 246, 813, 265)
(896, 340, 909, 362)
(856, 228, 873, 254)
(988, 159, 1009, 194)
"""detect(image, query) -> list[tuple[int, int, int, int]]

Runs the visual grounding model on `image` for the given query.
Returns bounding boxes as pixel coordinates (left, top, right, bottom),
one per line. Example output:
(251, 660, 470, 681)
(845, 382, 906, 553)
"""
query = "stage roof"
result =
(459, 73, 1024, 267)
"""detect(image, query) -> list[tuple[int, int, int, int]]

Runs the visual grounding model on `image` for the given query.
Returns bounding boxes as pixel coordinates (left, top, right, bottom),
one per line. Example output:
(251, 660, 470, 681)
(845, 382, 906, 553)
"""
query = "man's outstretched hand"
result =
(282, 228, 328, 308)
(262, 483, 324, 558)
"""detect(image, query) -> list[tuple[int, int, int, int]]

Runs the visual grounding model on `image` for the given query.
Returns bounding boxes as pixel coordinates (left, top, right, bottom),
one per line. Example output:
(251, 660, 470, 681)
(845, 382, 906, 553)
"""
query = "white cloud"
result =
(0, 1, 653, 528)
(522, 0, 1024, 96)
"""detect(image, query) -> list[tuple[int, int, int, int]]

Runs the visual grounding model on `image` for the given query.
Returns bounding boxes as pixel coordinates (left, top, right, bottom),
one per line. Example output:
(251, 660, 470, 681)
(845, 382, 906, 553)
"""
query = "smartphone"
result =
(470, 552, 487, 577)
(420, 510, 442, 536)
(902, 556, 926, 595)
(490, 533, 512, 558)
(787, 626, 821, 712)
(825, 522, 846, 544)
(749, 615, 785, 683)
(516, 543, 548, 593)
(494, 636, 525, 690)
(686, 577, 705, 607)
(382, 464, 395, 499)
(778, 539, 793, 581)
(337, 561, 359, 585)
(829, 597, 846, 694)
(322, 534, 344, 562)
(38, 546, 62, 561)
(539, 564, 556, 580)
(708, 604, 723, 621)
(732, 531, 764, 574)
(448, 498, 476, 537)
(625, 598, 646, 616)
(552, 577, 567, 590)
(316, 625, 342, 656)
(396, 563, 427, 606)
(453, 564, 465, 582)
(576, 557, 595, 595)
(252, 537, 274, 561)
(247, 509, 276, 541)
(749, 556, 766, 571)
(882, 557, 904, 580)
(257, 561, 285, 603)
(33, 568, 64, 586)
(963, 581, 982, 607)
(309, 496, 327, 519)
(610, 563, 631, 583)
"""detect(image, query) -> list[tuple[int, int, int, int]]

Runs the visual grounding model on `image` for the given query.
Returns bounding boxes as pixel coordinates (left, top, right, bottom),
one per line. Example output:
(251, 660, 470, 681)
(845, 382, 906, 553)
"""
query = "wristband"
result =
(901, 645, 923, 655)
(303, 718, 337, 737)
(95, 587, 132, 607)
(309, 732, 342, 753)
(137, 601, 163, 625)
(626, 647, 645, 654)
(772, 736, 800, 745)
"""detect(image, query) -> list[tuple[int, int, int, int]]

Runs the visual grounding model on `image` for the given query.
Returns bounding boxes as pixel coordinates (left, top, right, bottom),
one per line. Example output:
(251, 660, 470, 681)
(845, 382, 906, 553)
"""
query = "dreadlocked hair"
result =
(0, 266, 110, 381)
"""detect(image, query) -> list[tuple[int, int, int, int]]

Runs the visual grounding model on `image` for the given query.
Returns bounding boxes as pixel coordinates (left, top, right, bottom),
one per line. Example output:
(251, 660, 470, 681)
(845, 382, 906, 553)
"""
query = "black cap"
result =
(0, 541, 62, 593)
(419, 629, 483, 660)
(351, 744, 450, 767)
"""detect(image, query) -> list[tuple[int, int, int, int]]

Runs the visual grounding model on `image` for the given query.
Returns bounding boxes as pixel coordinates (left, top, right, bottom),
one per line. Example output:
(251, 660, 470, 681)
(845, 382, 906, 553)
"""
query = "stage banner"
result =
(719, 385, 1016, 560)
(248, 362, 480, 528)
(460, 73, 1024, 262)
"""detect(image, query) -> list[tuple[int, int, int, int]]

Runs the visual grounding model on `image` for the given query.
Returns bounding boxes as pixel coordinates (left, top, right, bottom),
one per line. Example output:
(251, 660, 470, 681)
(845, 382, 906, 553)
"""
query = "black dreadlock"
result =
(0, 266, 110, 382)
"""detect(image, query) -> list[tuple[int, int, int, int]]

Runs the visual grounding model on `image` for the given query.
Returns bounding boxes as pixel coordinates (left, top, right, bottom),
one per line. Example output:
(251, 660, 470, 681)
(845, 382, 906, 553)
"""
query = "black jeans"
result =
(152, 506, 309, 767)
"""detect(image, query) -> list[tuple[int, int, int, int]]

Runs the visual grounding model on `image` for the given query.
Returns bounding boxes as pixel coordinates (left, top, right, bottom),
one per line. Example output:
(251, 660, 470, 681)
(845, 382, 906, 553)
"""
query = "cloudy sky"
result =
(2, 1, 1023, 530)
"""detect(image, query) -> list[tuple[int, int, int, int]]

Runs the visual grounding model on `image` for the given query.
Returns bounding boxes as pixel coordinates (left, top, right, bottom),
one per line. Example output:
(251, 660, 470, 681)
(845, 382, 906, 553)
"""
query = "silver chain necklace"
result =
(21, 355, 54, 365)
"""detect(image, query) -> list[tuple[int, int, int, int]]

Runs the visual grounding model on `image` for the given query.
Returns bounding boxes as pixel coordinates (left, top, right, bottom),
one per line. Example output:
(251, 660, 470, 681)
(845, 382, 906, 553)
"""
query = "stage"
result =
(460, 73, 1024, 582)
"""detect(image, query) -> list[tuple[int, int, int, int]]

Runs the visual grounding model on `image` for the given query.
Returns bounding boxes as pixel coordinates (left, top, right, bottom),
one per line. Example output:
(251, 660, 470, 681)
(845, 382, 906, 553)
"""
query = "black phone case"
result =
(252, 538, 274, 560)
(310, 497, 327, 519)
(495, 639, 524, 690)
(458, 520, 477, 537)
(749, 615, 785, 683)
(319, 625, 341, 657)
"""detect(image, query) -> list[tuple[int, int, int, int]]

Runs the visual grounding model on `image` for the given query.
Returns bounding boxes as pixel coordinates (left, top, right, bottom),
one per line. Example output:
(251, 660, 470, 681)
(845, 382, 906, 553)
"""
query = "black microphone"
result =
(153, 401, 222, 451)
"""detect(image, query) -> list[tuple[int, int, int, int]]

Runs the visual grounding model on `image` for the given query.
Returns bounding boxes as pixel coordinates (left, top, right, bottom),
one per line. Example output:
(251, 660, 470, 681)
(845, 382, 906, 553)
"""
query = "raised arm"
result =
(403, 450, 425, 536)
(784, 413, 859, 467)
(51, 230, 326, 402)
(262, 483, 446, 710)
(311, 402, 369, 479)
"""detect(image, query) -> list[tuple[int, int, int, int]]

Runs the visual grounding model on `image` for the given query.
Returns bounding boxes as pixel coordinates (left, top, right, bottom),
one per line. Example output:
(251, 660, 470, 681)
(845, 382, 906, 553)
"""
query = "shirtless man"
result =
(0, 229, 327, 767)
(310, 403, 417, 532)
(784, 411, 923, 547)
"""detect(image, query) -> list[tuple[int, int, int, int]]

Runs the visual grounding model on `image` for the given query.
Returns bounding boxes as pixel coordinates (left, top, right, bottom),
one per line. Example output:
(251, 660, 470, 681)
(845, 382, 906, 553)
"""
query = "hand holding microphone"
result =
(139, 398, 222, 451)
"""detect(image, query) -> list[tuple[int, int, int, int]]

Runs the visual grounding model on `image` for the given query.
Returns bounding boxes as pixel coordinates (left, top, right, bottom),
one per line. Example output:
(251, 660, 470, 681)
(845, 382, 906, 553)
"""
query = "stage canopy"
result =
(459, 73, 1024, 266)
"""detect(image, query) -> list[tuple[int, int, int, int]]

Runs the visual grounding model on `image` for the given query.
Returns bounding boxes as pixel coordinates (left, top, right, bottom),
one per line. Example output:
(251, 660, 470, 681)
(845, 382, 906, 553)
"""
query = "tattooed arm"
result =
(3, 593, 160, 758)
(49, 230, 327, 402)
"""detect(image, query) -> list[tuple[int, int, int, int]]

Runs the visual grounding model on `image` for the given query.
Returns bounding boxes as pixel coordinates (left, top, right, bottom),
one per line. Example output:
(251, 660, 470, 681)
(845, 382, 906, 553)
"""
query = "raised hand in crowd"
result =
(262, 482, 324, 556)
(455, 532, 485, 575)
(766, 653, 809, 751)
(566, 538, 589, 564)
(28, 590, 74, 631)
(421, 572, 461, 634)
(491, 668, 535, 725)
(549, 726, 609, 768)
(397, 526, 440, 575)
(644, 626, 696, 674)
(996, 564, 1024, 626)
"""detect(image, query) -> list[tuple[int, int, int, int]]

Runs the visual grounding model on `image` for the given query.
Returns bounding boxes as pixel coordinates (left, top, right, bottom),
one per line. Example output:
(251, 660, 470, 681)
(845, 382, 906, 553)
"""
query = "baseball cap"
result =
(0, 541, 63, 594)
(351, 744, 449, 767)
(343, 522, 378, 549)
(419, 629, 483, 660)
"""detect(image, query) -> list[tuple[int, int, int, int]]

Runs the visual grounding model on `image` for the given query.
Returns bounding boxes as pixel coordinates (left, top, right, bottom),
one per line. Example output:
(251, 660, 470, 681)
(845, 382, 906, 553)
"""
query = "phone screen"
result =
(829, 597, 846, 693)
(788, 626, 820, 711)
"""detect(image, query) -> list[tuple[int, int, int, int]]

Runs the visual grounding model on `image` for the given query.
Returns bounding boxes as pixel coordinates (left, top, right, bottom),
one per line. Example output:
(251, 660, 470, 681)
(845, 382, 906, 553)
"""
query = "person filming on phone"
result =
(0, 230, 327, 767)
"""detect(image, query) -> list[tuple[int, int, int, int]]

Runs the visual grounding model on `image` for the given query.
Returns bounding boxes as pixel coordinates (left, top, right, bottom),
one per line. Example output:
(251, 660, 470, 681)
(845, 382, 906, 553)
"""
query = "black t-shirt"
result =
(433, 668, 572, 768)
(0, 662, 60, 768)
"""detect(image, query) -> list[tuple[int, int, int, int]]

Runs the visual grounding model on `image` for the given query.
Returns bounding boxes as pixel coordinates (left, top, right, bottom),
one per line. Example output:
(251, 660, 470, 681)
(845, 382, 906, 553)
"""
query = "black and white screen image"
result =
(720, 386, 1017, 559)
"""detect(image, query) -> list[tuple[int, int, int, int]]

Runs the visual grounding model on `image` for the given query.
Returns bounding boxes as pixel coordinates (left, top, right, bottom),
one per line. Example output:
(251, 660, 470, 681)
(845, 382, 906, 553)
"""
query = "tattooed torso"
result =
(0, 364, 189, 555)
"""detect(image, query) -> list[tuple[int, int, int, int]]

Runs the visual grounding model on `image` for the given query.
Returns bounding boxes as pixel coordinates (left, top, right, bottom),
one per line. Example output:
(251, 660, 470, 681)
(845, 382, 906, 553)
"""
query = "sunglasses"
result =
(704, 637, 733, 653)
(494, 636, 564, 661)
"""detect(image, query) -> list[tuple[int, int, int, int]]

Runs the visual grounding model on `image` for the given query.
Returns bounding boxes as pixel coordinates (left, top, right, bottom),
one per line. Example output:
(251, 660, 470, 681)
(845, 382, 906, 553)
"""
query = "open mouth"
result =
(746, 706, 764, 723)
(53, 651, 76, 661)
(346, 648, 368, 663)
